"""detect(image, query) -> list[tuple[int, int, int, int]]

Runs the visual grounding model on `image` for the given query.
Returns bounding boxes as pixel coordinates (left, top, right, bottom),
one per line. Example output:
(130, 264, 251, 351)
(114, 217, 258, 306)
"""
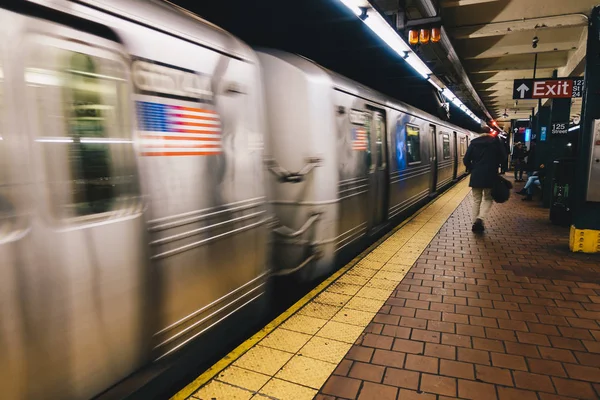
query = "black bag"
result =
(491, 175, 513, 203)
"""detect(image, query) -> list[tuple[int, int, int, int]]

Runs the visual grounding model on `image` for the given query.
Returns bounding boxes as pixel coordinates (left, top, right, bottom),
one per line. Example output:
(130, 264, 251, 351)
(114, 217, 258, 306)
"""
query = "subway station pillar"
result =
(571, 5, 600, 253)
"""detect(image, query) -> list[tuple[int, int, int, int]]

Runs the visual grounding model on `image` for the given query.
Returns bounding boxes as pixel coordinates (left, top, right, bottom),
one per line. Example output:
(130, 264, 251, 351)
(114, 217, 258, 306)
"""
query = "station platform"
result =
(173, 179, 600, 400)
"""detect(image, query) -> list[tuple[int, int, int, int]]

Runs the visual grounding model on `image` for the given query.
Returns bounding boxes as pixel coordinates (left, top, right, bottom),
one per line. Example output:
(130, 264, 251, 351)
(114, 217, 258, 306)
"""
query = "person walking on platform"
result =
(500, 137, 509, 175)
(463, 132, 507, 232)
(511, 142, 528, 181)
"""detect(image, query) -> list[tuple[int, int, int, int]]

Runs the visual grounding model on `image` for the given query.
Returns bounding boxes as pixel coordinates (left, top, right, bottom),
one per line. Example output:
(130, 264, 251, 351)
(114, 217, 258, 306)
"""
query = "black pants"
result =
(514, 164, 524, 180)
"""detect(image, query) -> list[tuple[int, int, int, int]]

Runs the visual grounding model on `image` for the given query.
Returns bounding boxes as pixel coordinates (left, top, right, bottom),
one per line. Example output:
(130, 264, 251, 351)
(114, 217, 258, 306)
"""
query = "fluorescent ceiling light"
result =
(404, 54, 430, 79)
(568, 125, 580, 132)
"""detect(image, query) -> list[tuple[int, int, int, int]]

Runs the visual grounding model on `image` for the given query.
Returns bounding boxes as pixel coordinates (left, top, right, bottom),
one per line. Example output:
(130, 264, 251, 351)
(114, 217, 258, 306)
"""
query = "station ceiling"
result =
(439, 0, 594, 124)
(173, 0, 595, 131)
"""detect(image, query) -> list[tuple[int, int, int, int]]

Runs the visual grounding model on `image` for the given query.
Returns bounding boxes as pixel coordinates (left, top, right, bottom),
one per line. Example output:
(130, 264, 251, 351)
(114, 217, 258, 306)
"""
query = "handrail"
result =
(273, 212, 321, 239)
(270, 254, 317, 277)
(265, 157, 322, 183)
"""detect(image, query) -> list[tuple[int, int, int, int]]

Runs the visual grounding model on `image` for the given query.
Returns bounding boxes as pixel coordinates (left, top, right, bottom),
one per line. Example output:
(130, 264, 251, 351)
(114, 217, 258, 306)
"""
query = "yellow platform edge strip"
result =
(569, 225, 600, 253)
(172, 180, 468, 400)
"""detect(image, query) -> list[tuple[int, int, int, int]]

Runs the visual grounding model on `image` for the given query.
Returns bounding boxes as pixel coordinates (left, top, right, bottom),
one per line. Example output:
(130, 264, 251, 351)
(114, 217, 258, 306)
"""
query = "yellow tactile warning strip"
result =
(174, 180, 471, 400)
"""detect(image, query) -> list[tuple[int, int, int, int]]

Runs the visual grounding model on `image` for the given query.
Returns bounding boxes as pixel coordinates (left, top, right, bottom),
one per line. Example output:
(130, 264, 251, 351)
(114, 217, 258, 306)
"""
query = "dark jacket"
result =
(463, 135, 507, 188)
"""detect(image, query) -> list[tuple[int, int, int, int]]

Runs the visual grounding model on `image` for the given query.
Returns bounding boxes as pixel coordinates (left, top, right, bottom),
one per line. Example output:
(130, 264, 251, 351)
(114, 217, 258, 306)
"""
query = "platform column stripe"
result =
(172, 179, 471, 400)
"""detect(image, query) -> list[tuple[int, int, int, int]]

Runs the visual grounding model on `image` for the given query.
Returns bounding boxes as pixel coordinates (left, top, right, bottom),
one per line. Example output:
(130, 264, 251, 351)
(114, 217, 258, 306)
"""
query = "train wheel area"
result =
(172, 177, 600, 400)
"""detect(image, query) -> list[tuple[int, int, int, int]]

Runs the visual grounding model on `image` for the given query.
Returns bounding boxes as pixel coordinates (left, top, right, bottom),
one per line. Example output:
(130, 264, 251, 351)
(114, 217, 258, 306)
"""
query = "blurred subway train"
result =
(0, 0, 475, 399)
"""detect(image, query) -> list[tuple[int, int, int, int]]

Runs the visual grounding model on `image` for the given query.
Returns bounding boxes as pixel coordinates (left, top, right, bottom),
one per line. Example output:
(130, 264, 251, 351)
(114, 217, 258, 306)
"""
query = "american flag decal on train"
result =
(136, 101, 222, 156)
(352, 128, 368, 151)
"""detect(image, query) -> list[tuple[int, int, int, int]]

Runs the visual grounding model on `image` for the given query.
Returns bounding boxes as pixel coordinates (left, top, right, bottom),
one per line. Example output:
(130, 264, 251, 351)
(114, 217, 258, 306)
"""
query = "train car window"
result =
(375, 112, 384, 167)
(26, 39, 139, 221)
(364, 112, 373, 168)
(0, 61, 9, 235)
(442, 133, 451, 160)
(405, 124, 421, 164)
(460, 137, 466, 156)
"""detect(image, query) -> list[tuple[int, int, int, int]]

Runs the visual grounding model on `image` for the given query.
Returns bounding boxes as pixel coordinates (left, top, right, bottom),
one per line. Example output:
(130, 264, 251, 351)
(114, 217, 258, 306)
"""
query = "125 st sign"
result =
(512, 78, 584, 100)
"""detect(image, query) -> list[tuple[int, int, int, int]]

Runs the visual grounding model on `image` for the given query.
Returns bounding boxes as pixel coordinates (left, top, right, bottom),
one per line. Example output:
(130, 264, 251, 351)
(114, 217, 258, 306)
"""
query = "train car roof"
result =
(70, 0, 258, 63)
(257, 48, 474, 135)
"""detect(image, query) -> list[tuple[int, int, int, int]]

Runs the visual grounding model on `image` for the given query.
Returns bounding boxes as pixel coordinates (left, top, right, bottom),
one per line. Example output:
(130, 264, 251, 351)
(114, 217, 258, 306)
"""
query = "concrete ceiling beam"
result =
(440, 0, 500, 8)
(448, 14, 588, 39)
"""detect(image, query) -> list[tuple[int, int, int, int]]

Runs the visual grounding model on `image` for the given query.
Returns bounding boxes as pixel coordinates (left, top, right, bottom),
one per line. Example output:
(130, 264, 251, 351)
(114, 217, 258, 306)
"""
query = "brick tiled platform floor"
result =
(318, 187, 600, 400)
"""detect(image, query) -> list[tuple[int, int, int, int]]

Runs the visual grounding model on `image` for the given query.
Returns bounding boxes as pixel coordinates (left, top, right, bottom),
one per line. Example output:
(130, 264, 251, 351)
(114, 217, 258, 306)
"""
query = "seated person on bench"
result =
(516, 164, 545, 201)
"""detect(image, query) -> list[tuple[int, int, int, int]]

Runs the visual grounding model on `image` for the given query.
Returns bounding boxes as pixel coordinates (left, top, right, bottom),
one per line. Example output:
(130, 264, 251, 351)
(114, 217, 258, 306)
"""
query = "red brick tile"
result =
(348, 361, 385, 383)
(563, 364, 600, 383)
(415, 309, 441, 321)
(470, 316, 499, 328)
(473, 337, 505, 353)
(457, 347, 490, 365)
(537, 394, 579, 400)
(575, 351, 600, 367)
(321, 375, 362, 399)
(504, 342, 540, 358)
(475, 364, 513, 386)
(498, 319, 529, 332)
(411, 329, 441, 343)
(455, 305, 482, 316)
(442, 333, 472, 348)
(406, 299, 431, 310)
(362, 333, 394, 350)
(442, 312, 469, 324)
(358, 382, 398, 400)
(539, 347, 577, 363)
(420, 374, 457, 397)
(456, 324, 486, 338)
(430, 302, 455, 313)
(333, 359, 353, 376)
(538, 315, 570, 326)
(314, 395, 336, 400)
(491, 353, 528, 371)
(405, 354, 439, 373)
(427, 320, 455, 334)
(566, 317, 599, 330)
(549, 336, 586, 351)
(398, 388, 437, 400)
(509, 311, 539, 322)
(552, 377, 597, 399)
(486, 327, 518, 342)
(527, 358, 567, 377)
(366, 322, 384, 334)
(497, 387, 539, 400)
(347, 345, 374, 362)
(458, 379, 497, 400)
(513, 371, 555, 393)
(381, 324, 411, 339)
(516, 331, 551, 346)
(382, 367, 419, 390)
(372, 349, 405, 369)
(440, 359, 475, 379)
(392, 338, 424, 354)
(391, 307, 417, 317)
(400, 317, 428, 329)
(482, 308, 510, 319)
(493, 301, 521, 311)
(558, 326, 595, 340)
(424, 343, 456, 360)
(583, 340, 600, 353)
(527, 322, 560, 336)
(373, 314, 400, 325)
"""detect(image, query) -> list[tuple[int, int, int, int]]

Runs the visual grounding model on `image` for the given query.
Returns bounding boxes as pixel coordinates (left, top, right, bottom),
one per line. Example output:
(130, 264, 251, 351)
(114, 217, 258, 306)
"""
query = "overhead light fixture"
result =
(568, 125, 580, 132)
(336, 0, 482, 125)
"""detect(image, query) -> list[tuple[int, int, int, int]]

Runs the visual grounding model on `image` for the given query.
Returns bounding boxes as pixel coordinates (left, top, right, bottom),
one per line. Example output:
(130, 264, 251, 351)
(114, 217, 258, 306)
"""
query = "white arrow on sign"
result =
(517, 83, 530, 99)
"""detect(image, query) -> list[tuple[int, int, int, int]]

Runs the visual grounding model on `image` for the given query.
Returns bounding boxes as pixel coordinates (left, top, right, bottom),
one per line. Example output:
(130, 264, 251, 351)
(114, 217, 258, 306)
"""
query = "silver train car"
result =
(258, 49, 472, 280)
(0, 1, 475, 399)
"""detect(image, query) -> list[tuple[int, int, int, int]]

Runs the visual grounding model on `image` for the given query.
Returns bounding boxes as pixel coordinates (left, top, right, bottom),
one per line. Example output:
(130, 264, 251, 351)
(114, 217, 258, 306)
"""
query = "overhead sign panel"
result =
(512, 78, 584, 100)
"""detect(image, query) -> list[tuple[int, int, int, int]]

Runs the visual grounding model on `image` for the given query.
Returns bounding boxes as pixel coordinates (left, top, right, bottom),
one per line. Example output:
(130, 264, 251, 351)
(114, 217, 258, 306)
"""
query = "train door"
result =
(453, 131, 458, 179)
(13, 13, 150, 400)
(429, 124, 438, 194)
(367, 106, 389, 232)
